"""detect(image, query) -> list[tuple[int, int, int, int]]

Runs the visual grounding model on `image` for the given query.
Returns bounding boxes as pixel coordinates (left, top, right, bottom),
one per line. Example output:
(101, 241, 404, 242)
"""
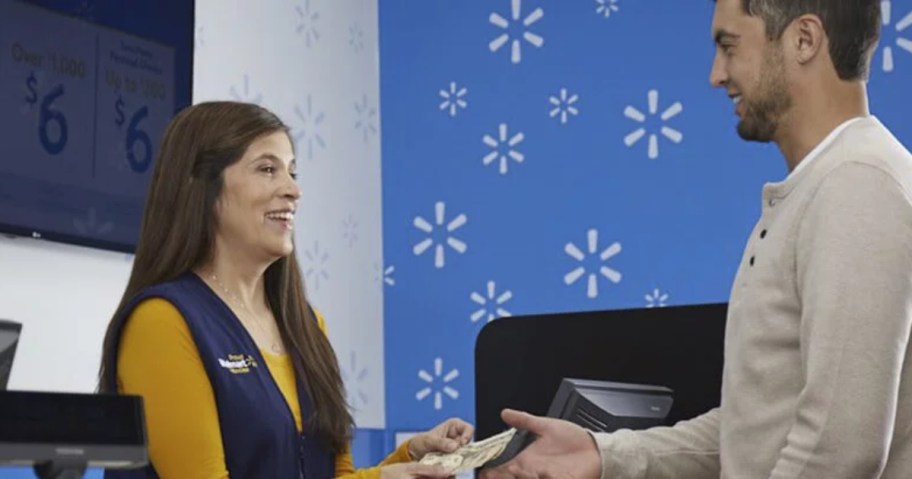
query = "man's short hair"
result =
(719, 0, 881, 81)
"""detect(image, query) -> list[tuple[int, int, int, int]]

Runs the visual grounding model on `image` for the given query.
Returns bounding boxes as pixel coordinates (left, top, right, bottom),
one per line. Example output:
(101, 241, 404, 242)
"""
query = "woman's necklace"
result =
(209, 274, 285, 355)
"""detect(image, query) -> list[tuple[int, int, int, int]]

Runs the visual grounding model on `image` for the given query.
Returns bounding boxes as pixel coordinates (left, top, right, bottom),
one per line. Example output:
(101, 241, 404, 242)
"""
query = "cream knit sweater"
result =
(594, 116, 912, 478)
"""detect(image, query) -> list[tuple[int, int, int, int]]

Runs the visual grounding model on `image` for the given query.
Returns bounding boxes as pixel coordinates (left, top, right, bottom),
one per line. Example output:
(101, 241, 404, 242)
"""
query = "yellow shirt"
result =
(117, 297, 410, 478)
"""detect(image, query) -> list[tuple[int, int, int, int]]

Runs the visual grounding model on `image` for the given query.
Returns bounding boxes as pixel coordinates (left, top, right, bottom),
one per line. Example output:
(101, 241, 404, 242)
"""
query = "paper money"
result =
(419, 428, 517, 474)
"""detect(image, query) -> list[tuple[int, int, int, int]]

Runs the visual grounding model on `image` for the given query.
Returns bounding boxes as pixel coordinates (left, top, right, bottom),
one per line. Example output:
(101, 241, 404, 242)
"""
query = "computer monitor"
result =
(474, 303, 727, 441)
(0, 319, 22, 390)
(0, 390, 148, 472)
(547, 378, 674, 432)
(484, 377, 675, 469)
(0, 320, 148, 476)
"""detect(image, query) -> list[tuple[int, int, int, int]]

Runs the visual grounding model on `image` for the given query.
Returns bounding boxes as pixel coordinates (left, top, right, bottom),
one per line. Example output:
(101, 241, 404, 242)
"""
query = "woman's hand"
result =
(407, 417, 475, 460)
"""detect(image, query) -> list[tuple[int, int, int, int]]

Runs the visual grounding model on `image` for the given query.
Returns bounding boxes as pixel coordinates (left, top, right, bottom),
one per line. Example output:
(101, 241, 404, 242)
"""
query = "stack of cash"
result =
(418, 428, 517, 474)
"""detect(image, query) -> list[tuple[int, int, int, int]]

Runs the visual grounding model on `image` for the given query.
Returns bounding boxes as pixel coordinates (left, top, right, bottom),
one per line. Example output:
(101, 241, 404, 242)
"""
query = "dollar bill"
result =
(419, 428, 517, 474)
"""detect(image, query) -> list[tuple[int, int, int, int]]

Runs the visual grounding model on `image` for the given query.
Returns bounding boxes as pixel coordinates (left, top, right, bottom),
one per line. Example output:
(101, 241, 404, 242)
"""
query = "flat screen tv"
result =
(0, 0, 194, 252)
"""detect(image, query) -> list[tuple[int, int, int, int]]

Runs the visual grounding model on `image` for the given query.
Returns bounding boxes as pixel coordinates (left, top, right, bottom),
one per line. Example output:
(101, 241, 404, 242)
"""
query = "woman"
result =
(98, 101, 471, 478)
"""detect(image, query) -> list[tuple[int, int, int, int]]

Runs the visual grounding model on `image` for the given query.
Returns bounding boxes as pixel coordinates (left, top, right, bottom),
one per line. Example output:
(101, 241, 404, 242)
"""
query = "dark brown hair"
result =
(98, 101, 353, 453)
(718, 0, 881, 81)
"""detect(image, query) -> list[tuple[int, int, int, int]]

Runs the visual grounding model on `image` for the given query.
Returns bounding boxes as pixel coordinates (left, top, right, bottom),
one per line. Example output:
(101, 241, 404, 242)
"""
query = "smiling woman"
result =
(211, 129, 300, 267)
(95, 101, 472, 479)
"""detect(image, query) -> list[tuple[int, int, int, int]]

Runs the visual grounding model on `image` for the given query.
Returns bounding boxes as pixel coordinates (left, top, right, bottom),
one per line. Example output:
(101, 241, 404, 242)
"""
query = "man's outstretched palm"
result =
(480, 409, 602, 479)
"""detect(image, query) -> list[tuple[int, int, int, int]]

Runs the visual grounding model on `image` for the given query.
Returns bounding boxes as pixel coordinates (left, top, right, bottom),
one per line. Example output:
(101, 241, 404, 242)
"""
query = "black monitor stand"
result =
(34, 459, 87, 479)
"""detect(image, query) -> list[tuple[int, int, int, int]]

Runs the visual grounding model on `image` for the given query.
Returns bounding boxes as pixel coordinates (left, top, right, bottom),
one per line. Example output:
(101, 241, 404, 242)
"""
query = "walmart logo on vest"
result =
(218, 354, 259, 374)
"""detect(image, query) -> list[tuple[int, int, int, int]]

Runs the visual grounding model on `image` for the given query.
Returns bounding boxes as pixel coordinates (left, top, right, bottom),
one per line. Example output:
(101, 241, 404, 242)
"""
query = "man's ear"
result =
(791, 14, 826, 65)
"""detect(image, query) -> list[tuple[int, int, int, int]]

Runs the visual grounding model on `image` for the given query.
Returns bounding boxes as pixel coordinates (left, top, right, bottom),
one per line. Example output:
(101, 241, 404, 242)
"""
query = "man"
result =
(482, 0, 912, 477)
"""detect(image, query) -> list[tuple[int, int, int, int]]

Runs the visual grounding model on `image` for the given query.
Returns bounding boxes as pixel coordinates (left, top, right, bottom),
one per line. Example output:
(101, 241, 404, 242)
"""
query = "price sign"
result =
(94, 29, 174, 192)
(0, 0, 179, 247)
(0, 2, 95, 185)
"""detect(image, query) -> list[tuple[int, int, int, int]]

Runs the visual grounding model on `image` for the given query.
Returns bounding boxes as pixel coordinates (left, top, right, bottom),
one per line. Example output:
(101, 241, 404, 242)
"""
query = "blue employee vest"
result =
(103, 272, 335, 478)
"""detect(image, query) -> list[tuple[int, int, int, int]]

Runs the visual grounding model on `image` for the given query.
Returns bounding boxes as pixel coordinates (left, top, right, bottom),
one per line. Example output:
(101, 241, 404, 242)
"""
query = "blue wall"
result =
(379, 0, 912, 437)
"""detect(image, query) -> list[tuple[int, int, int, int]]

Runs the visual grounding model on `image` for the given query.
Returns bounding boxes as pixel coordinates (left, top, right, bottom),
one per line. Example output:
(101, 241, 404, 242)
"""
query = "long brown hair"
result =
(98, 101, 353, 453)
